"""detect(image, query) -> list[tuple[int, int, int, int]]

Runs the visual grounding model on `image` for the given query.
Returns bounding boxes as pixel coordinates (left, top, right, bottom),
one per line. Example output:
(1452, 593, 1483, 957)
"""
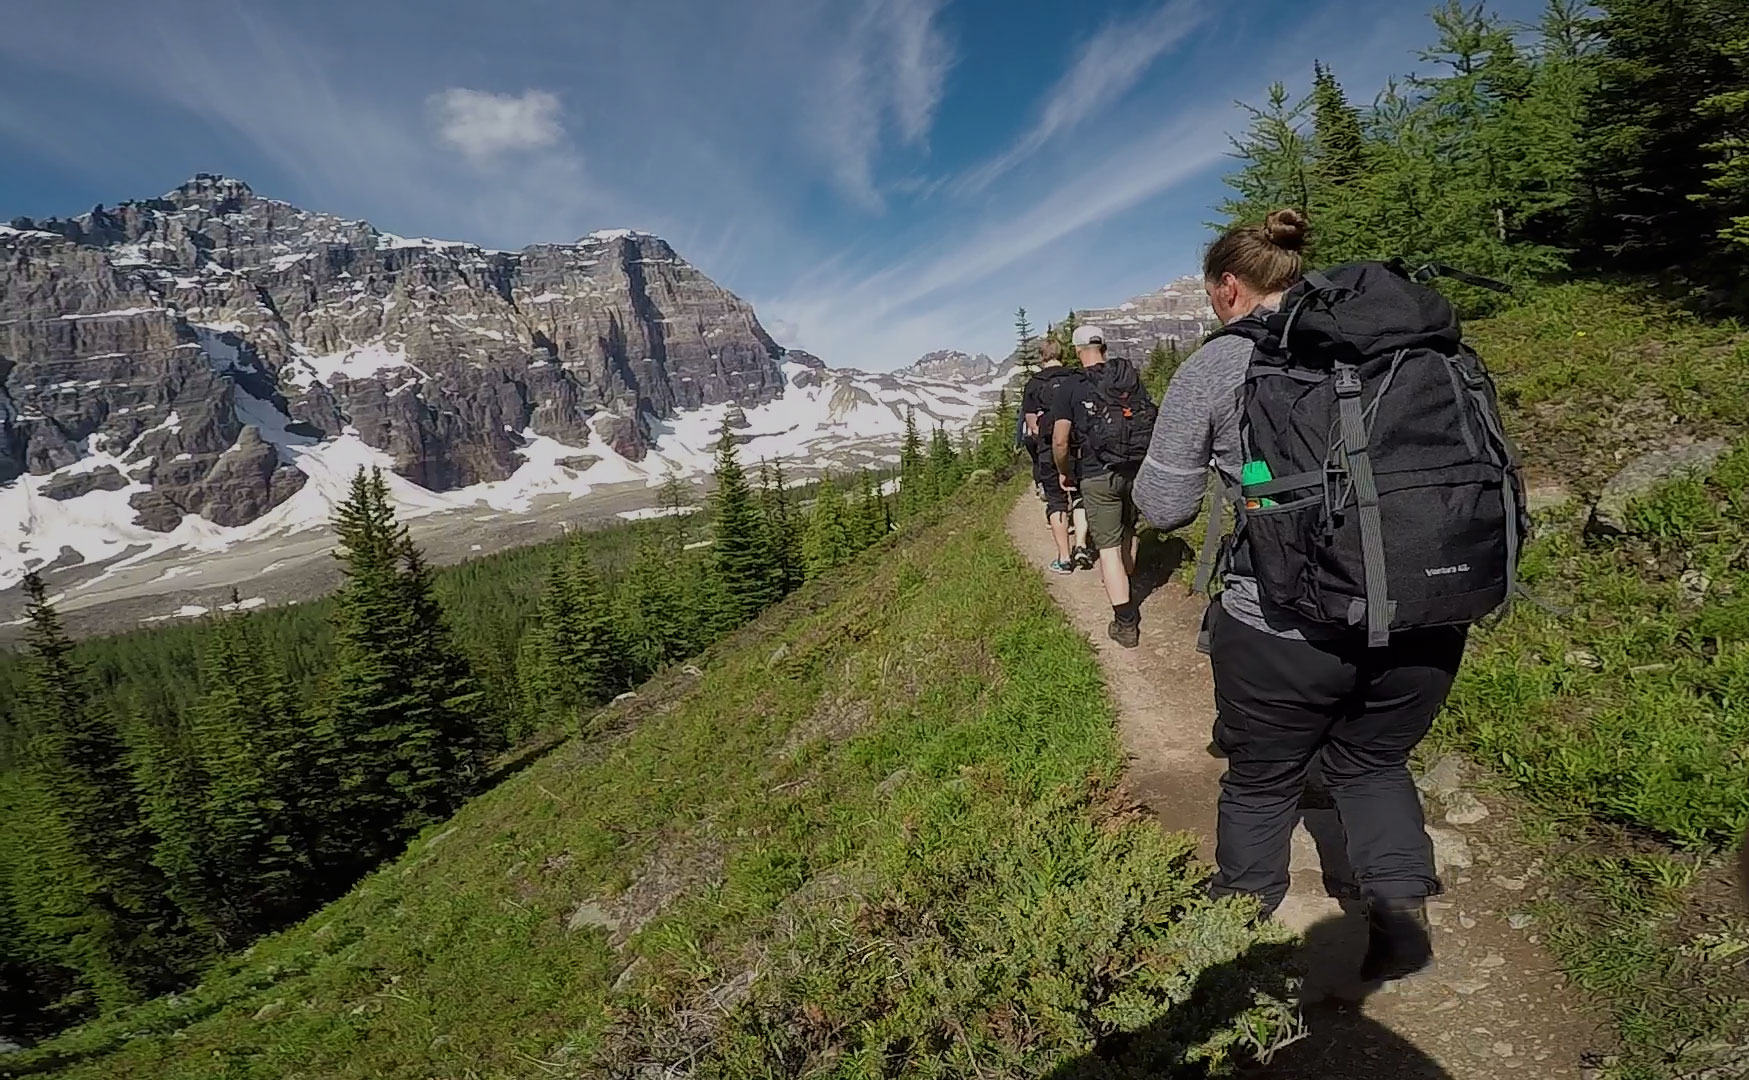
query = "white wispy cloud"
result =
(953, 0, 1206, 195)
(429, 88, 564, 162)
(809, 0, 953, 209)
(763, 107, 1232, 366)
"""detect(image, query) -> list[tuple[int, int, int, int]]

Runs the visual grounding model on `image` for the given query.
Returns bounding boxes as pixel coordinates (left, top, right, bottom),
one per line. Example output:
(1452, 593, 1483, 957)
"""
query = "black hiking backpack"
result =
(1082, 356, 1158, 470)
(1194, 261, 1529, 647)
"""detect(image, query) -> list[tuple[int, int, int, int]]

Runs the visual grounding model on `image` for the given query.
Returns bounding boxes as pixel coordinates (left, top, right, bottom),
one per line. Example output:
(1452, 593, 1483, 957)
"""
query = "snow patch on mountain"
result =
(1, 352, 1006, 591)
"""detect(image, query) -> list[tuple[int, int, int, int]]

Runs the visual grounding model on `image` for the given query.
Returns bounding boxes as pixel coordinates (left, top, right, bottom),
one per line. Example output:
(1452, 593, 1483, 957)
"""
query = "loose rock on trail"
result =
(1006, 494, 1602, 1079)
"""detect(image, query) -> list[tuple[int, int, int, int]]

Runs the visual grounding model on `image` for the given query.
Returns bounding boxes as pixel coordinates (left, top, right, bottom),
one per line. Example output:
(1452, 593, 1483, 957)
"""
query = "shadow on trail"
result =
(1132, 531, 1195, 606)
(1041, 912, 1451, 1080)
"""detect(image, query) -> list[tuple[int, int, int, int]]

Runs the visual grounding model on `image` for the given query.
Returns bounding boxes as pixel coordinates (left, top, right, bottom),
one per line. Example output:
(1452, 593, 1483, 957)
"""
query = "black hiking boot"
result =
(1074, 545, 1097, 571)
(1360, 896, 1434, 982)
(1107, 617, 1140, 649)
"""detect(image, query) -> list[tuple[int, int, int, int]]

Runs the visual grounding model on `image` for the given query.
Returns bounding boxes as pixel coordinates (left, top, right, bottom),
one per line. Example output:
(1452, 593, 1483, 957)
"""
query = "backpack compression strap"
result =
(1334, 361, 1394, 647)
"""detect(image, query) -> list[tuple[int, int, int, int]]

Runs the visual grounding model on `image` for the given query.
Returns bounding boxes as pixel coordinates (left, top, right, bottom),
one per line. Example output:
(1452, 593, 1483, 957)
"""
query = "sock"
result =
(1114, 601, 1140, 625)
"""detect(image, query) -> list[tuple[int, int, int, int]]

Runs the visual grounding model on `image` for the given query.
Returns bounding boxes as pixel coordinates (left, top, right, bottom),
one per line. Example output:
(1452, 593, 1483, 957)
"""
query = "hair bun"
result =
(1264, 208, 1309, 252)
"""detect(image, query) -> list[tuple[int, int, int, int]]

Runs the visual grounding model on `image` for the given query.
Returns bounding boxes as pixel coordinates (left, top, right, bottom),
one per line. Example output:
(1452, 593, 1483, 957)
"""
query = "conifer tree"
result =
(131, 715, 221, 939)
(527, 535, 625, 719)
(758, 460, 804, 596)
(1696, 11, 1749, 251)
(656, 466, 694, 546)
(318, 469, 485, 871)
(614, 532, 692, 678)
(15, 573, 167, 1005)
(803, 476, 856, 577)
(1144, 340, 1182, 401)
(186, 604, 315, 933)
(898, 408, 928, 518)
(927, 426, 962, 498)
(707, 430, 777, 631)
(852, 471, 890, 547)
(1218, 83, 1314, 227)
(976, 389, 1020, 470)
(1014, 307, 1036, 372)
(1311, 61, 1366, 186)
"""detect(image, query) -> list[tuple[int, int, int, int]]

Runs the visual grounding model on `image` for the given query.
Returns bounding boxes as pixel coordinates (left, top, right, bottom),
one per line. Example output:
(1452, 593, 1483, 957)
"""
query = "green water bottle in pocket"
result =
(1241, 460, 1277, 509)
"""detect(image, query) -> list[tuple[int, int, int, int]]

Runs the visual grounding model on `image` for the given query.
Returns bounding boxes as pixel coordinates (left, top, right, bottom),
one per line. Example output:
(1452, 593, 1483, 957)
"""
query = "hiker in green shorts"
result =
(1051, 325, 1157, 648)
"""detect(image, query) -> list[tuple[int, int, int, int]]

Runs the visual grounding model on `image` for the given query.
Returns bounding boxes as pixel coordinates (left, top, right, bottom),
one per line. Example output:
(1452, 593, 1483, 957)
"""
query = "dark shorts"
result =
(1034, 451, 1071, 517)
(1039, 480, 1069, 517)
(1080, 469, 1137, 549)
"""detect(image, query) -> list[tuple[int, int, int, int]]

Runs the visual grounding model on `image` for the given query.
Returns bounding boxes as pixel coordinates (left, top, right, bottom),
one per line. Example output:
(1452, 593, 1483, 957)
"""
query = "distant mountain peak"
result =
(163, 173, 257, 207)
(1075, 275, 1215, 358)
(901, 349, 995, 381)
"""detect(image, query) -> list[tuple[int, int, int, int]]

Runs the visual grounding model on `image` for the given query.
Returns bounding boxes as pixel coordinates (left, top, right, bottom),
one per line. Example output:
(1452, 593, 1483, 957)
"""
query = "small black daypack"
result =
(1083, 356, 1158, 470)
(1194, 261, 1528, 647)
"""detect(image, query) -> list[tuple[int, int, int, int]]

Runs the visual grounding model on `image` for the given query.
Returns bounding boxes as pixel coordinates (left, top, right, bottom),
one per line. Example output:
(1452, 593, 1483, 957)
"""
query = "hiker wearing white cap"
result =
(1051, 324, 1158, 648)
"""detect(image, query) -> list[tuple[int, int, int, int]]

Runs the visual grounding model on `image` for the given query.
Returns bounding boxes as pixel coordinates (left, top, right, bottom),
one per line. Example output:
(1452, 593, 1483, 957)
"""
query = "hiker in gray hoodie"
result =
(1133, 209, 1460, 982)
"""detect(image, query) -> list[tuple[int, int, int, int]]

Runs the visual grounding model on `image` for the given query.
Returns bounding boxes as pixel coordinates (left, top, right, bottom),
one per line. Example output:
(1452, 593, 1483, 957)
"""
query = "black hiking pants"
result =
(1206, 603, 1466, 912)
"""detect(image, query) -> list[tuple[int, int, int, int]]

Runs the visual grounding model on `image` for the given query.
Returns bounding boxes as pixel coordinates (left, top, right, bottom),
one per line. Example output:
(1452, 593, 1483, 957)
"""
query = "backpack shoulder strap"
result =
(1334, 361, 1393, 647)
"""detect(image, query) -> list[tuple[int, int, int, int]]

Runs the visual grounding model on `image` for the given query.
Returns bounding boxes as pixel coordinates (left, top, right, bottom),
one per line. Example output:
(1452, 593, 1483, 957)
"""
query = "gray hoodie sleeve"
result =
(1133, 335, 1251, 533)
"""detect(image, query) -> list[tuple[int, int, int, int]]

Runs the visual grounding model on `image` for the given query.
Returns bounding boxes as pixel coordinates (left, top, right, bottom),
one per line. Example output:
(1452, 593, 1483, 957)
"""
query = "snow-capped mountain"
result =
(900, 349, 998, 381)
(1076, 275, 1218, 358)
(0, 176, 1009, 592)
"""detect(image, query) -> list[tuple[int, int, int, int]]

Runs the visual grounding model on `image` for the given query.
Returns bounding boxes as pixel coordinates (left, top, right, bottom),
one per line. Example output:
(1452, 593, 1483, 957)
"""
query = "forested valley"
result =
(0, 410, 1019, 1043)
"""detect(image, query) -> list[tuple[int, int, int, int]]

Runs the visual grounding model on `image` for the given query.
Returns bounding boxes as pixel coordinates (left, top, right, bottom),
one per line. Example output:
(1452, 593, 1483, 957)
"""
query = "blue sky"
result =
(0, 0, 1549, 371)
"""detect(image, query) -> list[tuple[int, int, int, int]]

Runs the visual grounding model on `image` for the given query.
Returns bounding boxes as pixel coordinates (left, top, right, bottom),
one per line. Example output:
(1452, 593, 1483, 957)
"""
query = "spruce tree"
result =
(803, 476, 856, 577)
(1014, 307, 1036, 373)
(319, 469, 484, 872)
(927, 425, 962, 499)
(976, 389, 1020, 470)
(614, 532, 692, 677)
(0, 773, 81, 1037)
(1144, 341, 1182, 401)
(528, 535, 625, 719)
(1579, 0, 1743, 274)
(758, 460, 804, 596)
(1696, 11, 1749, 252)
(1311, 61, 1366, 186)
(898, 408, 927, 518)
(188, 605, 315, 932)
(131, 715, 221, 940)
(708, 430, 777, 632)
(852, 471, 891, 548)
(15, 573, 167, 1005)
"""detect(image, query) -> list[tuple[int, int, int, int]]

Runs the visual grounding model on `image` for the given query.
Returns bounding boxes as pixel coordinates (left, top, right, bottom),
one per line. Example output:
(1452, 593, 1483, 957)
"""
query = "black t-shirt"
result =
(1022, 366, 1075, 465)
(1051, 370, 1104, 478)
(1022, 366, 1074, 431)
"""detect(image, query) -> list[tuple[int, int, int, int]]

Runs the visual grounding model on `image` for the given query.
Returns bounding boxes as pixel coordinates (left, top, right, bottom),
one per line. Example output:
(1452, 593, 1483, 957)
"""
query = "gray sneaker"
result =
(1107, 618, 1140, 648)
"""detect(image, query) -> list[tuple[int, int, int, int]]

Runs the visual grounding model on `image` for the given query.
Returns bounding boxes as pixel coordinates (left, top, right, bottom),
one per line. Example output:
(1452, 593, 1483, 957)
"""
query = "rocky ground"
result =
(1006, 494, 1604, 1079)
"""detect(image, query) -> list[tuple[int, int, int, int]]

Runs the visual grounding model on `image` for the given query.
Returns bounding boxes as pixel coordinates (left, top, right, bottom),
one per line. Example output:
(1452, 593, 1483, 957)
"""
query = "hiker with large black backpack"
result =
(1023, 337, 1095, 573)
(1132, 209, 1528, 982)
(1051, 324, 1159, 647)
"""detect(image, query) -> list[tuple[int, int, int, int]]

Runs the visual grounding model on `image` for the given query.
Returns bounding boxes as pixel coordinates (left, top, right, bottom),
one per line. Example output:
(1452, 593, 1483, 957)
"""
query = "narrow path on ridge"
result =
(1004, 493, 1601, 1079)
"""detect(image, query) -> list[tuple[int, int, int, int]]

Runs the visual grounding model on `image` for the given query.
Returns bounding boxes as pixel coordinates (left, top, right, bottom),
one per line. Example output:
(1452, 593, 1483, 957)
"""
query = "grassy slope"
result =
(8, 481, 1294, 1079)
(1435, 284, 1749, 1080)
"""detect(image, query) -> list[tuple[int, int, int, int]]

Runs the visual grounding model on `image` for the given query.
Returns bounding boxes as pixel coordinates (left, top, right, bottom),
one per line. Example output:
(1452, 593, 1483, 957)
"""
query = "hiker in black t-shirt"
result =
(1022, 338, 1092, 573)
(1052, 325, 1152, 648)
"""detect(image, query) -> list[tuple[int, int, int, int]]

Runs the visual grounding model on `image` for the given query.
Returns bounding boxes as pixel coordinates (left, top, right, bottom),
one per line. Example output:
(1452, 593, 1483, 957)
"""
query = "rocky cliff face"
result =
(0, 175, 784, 532)
(1076, 275, 1217, 359)
(900, 349, 995, 381)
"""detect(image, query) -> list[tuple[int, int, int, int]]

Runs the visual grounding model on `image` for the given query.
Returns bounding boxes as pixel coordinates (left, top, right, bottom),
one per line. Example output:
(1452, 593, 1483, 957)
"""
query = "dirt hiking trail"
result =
(1006, 494, 1602, 1079)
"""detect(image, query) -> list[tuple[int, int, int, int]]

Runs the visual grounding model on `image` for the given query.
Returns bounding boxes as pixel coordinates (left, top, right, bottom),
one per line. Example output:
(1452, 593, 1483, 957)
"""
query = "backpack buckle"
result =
(1334, 365, 1362, 397)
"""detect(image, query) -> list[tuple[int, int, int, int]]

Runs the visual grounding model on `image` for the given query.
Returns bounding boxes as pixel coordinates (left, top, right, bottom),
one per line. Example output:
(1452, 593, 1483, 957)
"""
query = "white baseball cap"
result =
(1071, 325, 1106, 348)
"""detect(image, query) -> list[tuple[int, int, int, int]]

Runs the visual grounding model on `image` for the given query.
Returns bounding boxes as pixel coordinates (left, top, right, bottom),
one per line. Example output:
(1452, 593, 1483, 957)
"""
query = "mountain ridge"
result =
(0, 176, 1008, 591)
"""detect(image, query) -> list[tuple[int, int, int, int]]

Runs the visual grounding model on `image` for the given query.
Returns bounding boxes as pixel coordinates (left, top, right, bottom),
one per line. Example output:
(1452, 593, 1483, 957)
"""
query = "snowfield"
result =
(1, 349, 1012, 593)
